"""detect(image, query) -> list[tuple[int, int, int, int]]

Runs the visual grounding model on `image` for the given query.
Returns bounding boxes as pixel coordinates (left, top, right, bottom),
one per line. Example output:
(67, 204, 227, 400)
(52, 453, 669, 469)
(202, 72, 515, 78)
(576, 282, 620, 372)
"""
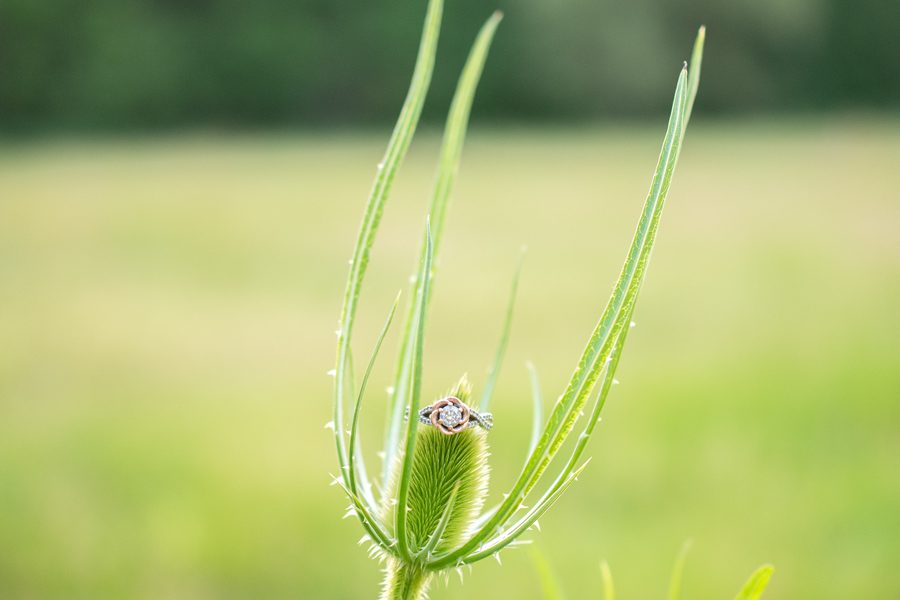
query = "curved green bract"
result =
(394, 222, 435, 560)
(526, 361, 544, 455)
(348, 293, 401, 503)
(480, 249, 525, 412)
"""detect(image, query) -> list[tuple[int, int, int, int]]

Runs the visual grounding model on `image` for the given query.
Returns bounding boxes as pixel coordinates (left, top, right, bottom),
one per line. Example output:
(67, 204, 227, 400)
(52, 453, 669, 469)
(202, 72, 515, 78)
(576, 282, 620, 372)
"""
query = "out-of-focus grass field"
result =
(1, 120, 898, 599)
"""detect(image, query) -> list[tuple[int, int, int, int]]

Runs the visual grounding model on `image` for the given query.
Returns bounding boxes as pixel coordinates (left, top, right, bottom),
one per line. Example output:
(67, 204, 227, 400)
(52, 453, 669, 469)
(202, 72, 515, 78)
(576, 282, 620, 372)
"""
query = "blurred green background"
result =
(1, 0, 899, 599)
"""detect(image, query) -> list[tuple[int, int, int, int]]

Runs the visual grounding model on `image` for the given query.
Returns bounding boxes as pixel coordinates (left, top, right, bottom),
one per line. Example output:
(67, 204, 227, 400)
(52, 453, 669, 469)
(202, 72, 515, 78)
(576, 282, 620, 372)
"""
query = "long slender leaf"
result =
(430, 63, 693, 569)
(334, 0, 443, 489)
(395, 223, 434, 560)
(514, 30, 704, 546)
(382, 11, 503, 488)
(520, 66, 689, 502)
(734, 565, 774, 600)
(480, 248, 525, 411)
(520, 38, 706, 524)
(508, 64, 693, 539)
(524, 27, 705, 516)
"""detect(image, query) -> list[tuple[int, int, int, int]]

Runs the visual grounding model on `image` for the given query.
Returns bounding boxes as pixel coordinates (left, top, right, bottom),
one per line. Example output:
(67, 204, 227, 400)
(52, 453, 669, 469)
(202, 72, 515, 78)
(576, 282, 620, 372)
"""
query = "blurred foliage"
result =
(0, 0, 898, 131)
(1, 122, 899, 597)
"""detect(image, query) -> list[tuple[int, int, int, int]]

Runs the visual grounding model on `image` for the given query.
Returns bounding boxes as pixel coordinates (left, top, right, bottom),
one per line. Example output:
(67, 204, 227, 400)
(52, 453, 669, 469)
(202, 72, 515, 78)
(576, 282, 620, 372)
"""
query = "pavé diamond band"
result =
(417, 396, 493, 435)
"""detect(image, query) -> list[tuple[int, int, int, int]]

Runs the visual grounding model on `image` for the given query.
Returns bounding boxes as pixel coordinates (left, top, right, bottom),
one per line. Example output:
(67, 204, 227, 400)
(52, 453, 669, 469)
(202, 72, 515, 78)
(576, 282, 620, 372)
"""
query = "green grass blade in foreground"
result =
(600, 560, 615, 600)
(349, 292, 401, 504)
(429, 66, 692, 569)
(395, 224, 434, 560)
(734, 565, 775, 600)
(668, 540, 693, 600)
(530, 546, 566, 600)
(480, 249, 525, 412)
(526, 361, 543, 455)
(383, 11, 503, 488)
(334, 0, 442, 484)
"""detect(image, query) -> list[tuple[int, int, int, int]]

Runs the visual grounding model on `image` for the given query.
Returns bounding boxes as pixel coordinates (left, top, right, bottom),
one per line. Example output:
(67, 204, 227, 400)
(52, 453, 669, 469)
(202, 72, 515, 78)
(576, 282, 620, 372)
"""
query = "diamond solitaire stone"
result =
(439, 405, 463, 428)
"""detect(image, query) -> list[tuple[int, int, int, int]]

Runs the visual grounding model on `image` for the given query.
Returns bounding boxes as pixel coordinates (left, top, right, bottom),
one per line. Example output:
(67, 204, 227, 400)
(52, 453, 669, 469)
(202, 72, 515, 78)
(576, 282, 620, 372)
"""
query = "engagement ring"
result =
(416, 396, 493, 435)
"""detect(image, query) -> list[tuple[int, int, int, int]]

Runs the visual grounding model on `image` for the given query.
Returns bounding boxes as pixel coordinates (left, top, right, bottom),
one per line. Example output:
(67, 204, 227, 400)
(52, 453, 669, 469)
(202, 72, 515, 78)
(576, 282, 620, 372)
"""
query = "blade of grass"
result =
(530, 546, 566, 600)
(395, 223, 434, 560)
(334, 0, 443, 487)
(600, 560, 615, 600)
(383, 11, 503, 488)
(526, 361, 544, 455)
(480, 248, 525, 412)
(668, 539, 693, 600)
(734, 565, 775, 600)
(430, 65, 692, 570)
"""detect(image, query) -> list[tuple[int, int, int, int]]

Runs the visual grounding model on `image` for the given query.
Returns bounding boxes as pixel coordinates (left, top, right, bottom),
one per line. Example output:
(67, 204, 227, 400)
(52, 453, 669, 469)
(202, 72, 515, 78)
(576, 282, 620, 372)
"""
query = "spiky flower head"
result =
(381, 376, 490, 598)
(395, 376, 489, 552)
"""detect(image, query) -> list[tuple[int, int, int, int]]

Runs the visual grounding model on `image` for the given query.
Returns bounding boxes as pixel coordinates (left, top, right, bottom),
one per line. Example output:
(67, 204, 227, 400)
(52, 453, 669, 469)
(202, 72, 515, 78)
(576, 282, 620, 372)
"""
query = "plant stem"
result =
(381, 559, 431, 600)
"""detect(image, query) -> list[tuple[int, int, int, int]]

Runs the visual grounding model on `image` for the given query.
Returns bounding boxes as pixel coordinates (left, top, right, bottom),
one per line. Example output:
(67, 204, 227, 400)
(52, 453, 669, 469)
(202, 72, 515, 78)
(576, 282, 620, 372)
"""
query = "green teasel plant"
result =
(329, 0, 706, 598)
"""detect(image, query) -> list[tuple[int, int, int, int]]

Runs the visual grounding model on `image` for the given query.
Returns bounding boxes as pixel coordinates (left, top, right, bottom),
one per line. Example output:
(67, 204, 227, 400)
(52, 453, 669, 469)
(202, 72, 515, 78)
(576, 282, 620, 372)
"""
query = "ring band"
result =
(416, 396, 493, 435)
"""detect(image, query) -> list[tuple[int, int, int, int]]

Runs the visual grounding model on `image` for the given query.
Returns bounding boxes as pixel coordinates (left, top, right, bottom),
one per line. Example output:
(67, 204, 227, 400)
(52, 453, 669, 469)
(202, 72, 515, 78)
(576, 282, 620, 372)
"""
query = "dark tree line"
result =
(0, 0, 897, 131)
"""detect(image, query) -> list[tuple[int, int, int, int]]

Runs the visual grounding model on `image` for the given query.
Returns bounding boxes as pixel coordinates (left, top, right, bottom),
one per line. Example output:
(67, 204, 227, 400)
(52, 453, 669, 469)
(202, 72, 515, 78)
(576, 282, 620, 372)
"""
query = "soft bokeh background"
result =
(1, 1, 899, 599)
